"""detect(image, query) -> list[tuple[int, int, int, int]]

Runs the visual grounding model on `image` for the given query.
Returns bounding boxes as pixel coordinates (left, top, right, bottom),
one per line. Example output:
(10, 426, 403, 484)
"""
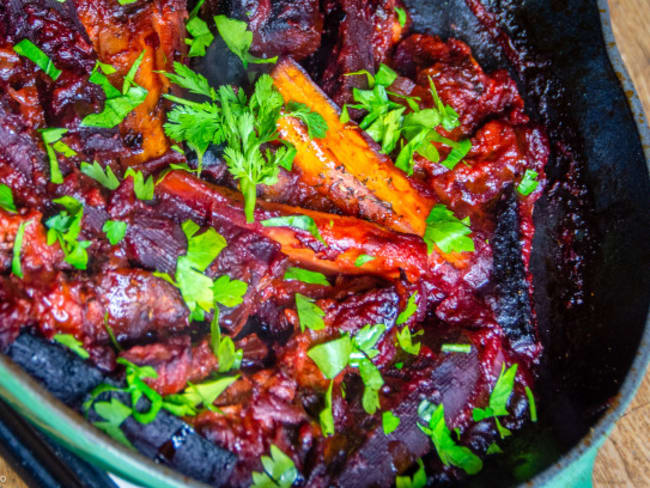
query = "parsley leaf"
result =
(285, 102, 329, 139)
(517, 169, 539, 196)
(354, 254, 376, 267)
(395, 459, 426, 488)
(213, 275, 248, 307)
(0, 184, 17, 213)
(441, 343, 471, 354)
(186, 16, 214, 57)
(319, 380, 335, 437)
(423, 204, 474, 254)
(394, 7, 408, 28)
(251, 444, 298, 488)
(165, 375, 238, 416)
(396, 292, 418, 325)
(418, 400, 483, 474)
(93, 398, 134, 449)
(395, 326, 422, 356)
(46, 196, 91, 269)
(307, 335, 353, 379)
(13, 39, 61, 80)
(472, 363, 518, 439)
(39, 128, 73, 184)
(82, 52, 148, 128)
(295, 293, 325, 332)
(214, 15, 278, 68)
(525, 386, 537, 422)
(53, 333, 89, 359)
(80, 161, 120, 190)
(12, 220, 31, 278)
(103, 220, 127, 245)
(261, 215, 326, 246)
(486, 442, 503, 455)
(124, 168, 154, 200)
(283, 267, 330, 286)
(210, 311, 243, 373)
(382, 410, 401, 435)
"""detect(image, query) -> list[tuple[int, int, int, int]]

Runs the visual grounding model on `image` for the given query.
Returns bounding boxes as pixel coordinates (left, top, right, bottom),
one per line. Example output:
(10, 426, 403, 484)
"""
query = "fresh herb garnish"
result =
(185, 1, 214, 58)
(210, 311, 243, 373)
(283, 267, 330, 286)
(524, 386, 537, 422)
(214, 15, 278, 68)
(295, 293, 325, 332)
(262, 214, 326, 245)
(251, 444, 298, 488)
(123, 168, 154, 200)
(418, 400, 483, 475)
(319, 380, 335, 437)
(39, 128, 76, 184)
(46, 196, 91, 269)
(396, 292, 418, 325)
(382, 410, 401, 435)
(354, 254, 376, 267)
(13, 39, 61, 80)
(343, 67, 471, 175)
(11, 220, 31, 278)
(92, 398, 134, 448)
(104, 313, 122, 352)
(0, 184, 16, 213)
(213, 275, 248, 307)
(472, 363, 518, 439)
(441, 343, 471, 354)
(395, 459, 426, 488)
(53, 333, 89, 359)
(486, 442, 503, 455)
(285, 102, 329, 139)
(80, 161, 120, 190)
(82, 52, 148, 128)
(517, 169, 539, 196)
(394, 7, 408, 28)
(164, 374, 238, 416)
(103, 220, 127, 245)
(395, 326, 422, 356)
(423, 204, 474, 254)
(307, 335, 353, 380)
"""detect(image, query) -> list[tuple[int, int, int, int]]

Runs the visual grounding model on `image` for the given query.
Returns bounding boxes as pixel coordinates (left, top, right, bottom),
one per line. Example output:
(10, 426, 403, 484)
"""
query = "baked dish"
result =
(0, 1, 550, 486)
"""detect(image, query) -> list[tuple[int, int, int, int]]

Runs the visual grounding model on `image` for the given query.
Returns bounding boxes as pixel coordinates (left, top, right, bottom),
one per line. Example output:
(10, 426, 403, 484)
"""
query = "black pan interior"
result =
(402, 0, 650, 484)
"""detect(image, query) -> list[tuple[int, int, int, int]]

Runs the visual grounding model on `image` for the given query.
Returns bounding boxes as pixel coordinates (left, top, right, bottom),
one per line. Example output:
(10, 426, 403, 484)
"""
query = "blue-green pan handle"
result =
(544, 433, 609, 488)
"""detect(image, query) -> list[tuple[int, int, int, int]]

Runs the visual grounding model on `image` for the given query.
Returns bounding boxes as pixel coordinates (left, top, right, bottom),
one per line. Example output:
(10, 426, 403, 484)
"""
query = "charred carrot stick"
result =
(272, 57, 436, 236)
(156, 170, 462, 282)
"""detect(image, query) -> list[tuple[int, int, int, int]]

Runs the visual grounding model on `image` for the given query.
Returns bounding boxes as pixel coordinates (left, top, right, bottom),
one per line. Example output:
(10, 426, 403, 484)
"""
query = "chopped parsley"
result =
(472, 363, 518, 439)
(307, 335, 353, 379)
(525, 386, 538, 422)
(11, 220, 31, 278)
(486, 442, 503, 455)
(123, 168, 154, 200)
(423, 204, 474, 254)
(102, 220, 127, 245)
(0, 184, 16, 213)
(214, 15, 278, 68)
(210, 311, 243, 373)
(161, 65, 325, 222)
(81, 161, 120, 190)
(441, 343, 471, 354)
(53, 334, 89, 359)
(418, 400, 483, 475)
(46, 196, 91, 269)
(396, 292, 418, 325)
(395, 326, 422, 356)
(395, 459, 426, 488)
(92, 398, 134, 448)
(319, 380, 335, 437)
(343, 66, 471, 175)
(354, 254, 376, 267)
(39, 128, 76, 184)
(185, 1, 214, 58)
(251, 444, 298, 488)
(261, 214, 326, 245)
(517, 169, 539, 196)
(82, 51, 148, 128)
(163, 374, 239, 416)
(394, 7, 408, 28)
(382, 410, 401, 435)
(295, 293, 325, 332)
(13, 39, 61, 80)
(283, 267, 330, 286)
(285, 102, 329, 139)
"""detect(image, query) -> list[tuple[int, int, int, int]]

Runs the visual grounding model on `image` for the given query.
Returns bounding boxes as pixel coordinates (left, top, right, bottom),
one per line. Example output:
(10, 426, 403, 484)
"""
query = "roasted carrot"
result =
(156, 170, 464, 282)
(272, 57, 436, 236)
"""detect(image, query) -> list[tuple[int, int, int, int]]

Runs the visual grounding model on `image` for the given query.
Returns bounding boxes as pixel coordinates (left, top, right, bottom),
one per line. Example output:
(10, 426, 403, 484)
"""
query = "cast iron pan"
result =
(0, 0, 647, 487)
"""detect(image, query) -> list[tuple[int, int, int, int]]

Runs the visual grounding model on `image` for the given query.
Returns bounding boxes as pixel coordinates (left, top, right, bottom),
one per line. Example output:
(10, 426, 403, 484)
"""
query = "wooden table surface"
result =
(0, 1, 648, 487)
